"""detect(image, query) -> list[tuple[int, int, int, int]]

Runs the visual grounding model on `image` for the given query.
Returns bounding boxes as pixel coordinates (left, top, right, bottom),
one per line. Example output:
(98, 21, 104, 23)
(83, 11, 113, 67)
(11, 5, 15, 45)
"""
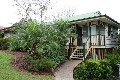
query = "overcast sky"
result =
(0, 0, 120, 27)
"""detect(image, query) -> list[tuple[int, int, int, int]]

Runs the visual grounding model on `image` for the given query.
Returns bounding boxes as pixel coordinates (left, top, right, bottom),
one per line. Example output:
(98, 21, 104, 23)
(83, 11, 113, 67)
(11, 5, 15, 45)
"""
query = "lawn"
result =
(0, 51, 54, 80)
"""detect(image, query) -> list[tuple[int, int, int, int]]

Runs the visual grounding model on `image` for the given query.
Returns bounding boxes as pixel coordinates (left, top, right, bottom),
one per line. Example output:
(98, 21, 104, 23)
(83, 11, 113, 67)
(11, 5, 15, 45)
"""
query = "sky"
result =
(0, 0, 120, 27)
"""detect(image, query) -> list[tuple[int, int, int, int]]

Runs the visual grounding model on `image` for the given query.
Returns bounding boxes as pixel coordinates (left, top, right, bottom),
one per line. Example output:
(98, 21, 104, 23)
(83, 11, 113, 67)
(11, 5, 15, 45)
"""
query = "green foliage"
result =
(73, 59, 113, 80)
(0, 38, 10, 50)
(42, 49, 66, 66)
(9, 19, 70, 53)
(9, 19, 75, 69)
(106, 52, 120, 77)
(106, 51, 120, 64)
(0, 33, 4, 38)
(116, 34, 120, 53)
(9, 36, 29, 51)
(25, 55, 55, 72)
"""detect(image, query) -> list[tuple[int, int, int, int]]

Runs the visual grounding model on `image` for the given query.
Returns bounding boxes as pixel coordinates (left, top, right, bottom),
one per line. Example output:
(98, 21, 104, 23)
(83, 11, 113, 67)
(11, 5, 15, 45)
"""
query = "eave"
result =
(70, 15, 119, 28)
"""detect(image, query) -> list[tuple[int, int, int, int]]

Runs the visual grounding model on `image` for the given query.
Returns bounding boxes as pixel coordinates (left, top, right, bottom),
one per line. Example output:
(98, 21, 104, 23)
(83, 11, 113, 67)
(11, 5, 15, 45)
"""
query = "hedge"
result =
(0, 38, 10, 50)
(73, 59, 114, 80)
(105, 52, 120, 77)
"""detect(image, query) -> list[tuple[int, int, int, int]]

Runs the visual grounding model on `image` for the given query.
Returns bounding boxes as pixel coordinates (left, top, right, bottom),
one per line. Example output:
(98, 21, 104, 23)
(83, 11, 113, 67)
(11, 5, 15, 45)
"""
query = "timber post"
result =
(89, 22, 91, 46)
(68, 37, 72, 59)
(98, 20, 101, 46)
(83, 43, 86, 61)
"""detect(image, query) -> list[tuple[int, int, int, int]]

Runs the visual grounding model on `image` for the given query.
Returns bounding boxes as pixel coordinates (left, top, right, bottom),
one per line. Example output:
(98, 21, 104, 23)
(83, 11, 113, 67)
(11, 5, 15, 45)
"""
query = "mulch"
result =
(1, 50, 54, 76)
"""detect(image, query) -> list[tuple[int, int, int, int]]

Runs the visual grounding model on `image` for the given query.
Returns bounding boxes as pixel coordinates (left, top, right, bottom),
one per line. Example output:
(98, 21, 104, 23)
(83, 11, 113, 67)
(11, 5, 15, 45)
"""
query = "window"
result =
(83, 25, 88, 37)
(100, 24, 105, 35)
(108, 26, 111, 36)
(96, 24, 105, 35)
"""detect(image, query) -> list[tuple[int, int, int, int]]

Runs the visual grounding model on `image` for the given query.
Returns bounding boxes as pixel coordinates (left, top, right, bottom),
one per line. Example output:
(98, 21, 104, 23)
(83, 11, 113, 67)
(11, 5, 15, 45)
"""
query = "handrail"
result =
(91, 35, 105, 46)
(70, 48, 78, 58)
(85, 37, 90, 50)
(83, 37, 91, 60)
(70, 36, 91, 60)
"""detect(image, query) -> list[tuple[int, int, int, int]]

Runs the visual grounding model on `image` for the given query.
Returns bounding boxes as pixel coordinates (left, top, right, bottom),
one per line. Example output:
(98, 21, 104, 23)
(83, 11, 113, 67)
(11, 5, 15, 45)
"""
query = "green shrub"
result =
(9, 36, 29, 51)
(106, 52, 120, 77)
(25, 55, 55, 72)
(106, 51, 120, 65)
(73, 59, 114, 80)
(0, 38, 10, 50)
(42, 49, 66, 67)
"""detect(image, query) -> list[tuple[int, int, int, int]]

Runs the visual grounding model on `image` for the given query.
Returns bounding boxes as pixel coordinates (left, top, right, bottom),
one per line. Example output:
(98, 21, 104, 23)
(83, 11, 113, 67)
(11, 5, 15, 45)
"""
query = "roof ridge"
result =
(63, 11, 102, 21)
(70, 11, 101, 17)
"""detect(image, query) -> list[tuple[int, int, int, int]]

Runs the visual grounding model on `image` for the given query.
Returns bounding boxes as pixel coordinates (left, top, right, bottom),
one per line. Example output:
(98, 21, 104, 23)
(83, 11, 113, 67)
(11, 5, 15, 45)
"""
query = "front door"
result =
(76, 24, 82, 46)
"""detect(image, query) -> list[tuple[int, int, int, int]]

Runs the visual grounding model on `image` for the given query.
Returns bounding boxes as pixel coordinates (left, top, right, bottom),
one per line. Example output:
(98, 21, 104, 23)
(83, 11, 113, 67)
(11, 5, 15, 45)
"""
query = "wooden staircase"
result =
(70, 38, 91, 60)
(70, 47, 84, 59)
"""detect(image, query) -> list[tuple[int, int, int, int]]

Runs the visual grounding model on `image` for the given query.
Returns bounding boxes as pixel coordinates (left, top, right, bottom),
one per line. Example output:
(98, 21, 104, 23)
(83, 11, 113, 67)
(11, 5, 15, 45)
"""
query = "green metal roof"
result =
(63, 11, 119, 25)
(64, 11, 102, 22)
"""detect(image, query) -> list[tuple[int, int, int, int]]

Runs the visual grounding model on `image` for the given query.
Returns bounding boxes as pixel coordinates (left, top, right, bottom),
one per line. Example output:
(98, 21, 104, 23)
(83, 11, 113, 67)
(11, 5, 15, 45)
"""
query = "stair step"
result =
(70, 57, 83, 59)
(73, 53, 83, 55)
(72, 56, 83, 58)
(72, 55, 83, 57)
(74, 53, 83, 54)
(70, 57, 83, 60)
(72, 54, 83, 56)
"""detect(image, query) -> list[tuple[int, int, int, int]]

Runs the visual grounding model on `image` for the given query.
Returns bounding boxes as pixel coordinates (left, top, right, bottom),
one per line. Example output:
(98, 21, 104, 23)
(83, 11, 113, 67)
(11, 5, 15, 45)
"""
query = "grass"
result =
(0, 51, 54, 80)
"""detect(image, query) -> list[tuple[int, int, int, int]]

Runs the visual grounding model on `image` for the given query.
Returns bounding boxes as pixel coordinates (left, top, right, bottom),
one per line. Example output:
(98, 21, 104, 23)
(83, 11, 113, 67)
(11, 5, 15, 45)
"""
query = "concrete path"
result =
(54, 60, 82, 80)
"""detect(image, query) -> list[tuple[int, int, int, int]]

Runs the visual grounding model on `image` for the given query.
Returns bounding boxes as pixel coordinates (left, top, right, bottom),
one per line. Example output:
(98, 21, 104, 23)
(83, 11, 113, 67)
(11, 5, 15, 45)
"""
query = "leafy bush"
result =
(9, 19, 75, 68)
(106, 51, 120, 64)
(73, 59, 113, 80)
(42, 49, 66, 67)
(25, 55, 55, 72)
(105, 52, 120, 77)
(9, 36, 29, 51)
(0, 38, 10, 50)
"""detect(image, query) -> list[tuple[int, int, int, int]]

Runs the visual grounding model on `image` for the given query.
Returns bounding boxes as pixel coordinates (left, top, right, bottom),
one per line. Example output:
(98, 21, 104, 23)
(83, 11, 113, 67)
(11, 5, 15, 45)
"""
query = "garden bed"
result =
(0, 51, 54, 80)
(1, 50, 54, 76)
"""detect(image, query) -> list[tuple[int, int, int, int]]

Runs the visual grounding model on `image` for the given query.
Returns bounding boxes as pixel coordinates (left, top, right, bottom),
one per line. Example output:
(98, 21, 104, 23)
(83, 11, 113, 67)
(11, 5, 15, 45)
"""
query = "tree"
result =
(13, 0, 75, 21)
(11, 0, 76, 53)
(14, 0, 51, 21)
(9, 19, 75, 65)
(10, 0, 76, 70)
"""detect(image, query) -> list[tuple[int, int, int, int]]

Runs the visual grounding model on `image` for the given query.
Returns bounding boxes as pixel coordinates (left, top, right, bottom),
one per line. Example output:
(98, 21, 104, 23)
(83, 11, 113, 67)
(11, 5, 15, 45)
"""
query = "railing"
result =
(65, 46, 77, 56)
(83, 37, 91, 60)
(66, 37, 91, 60)
(70, 46, 84, 59)
(85, 37, 90, 51)
(91, 35, 105, 46)
(105, 36, 117, 48)
(71, 47, 77, 53)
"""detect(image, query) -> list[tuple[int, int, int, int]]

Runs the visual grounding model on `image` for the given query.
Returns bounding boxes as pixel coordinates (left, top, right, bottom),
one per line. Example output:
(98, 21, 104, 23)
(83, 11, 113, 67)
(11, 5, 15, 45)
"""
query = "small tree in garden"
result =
(10, 19, 72, 55)
(10, 0, 76, 71)
(9, 19, 76, 71)
(11, 0, 75, 55)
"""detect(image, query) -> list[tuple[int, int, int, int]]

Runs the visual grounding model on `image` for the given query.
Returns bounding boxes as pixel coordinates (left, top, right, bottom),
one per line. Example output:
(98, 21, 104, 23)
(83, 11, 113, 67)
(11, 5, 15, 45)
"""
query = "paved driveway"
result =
(54, 60, 82, 80)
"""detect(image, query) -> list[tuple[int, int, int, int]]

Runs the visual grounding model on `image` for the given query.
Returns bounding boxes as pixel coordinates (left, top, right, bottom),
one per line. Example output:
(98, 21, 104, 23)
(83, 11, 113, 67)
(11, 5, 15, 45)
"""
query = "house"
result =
(0, 11, 119, 60)
(65, 11, 119, 60)
(0, 26, 14, 38)
(0, 26, 5, 38)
